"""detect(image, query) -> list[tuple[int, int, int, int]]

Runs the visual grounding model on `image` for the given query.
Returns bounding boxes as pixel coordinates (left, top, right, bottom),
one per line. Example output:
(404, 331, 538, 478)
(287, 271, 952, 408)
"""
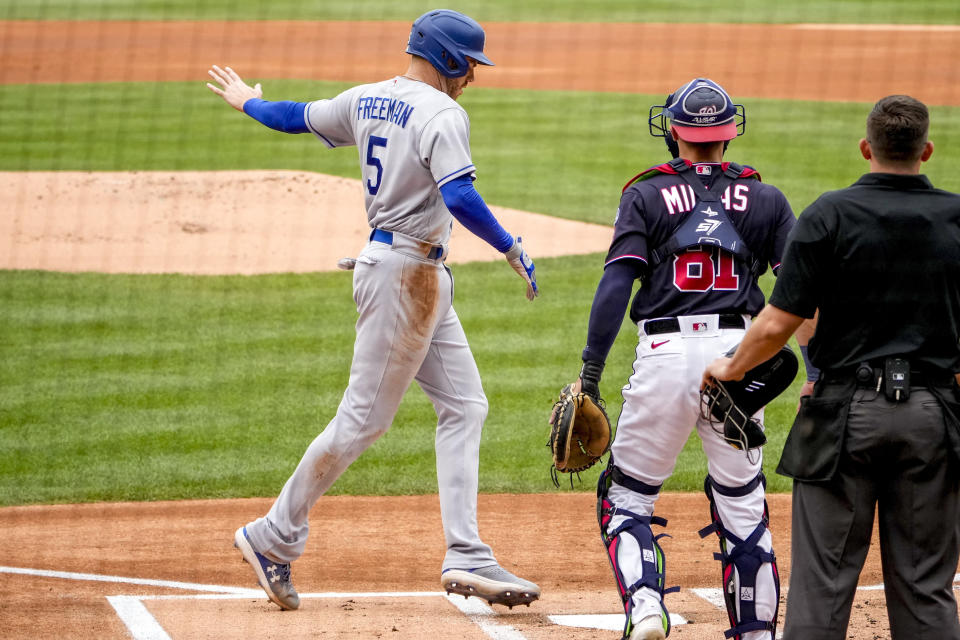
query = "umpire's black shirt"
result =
(770, 172, 960, 373)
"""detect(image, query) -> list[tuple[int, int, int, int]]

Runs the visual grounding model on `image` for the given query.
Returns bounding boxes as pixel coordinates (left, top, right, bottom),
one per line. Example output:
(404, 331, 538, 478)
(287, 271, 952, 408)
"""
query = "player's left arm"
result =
(567, 189, 648, 399)
(439, 176, 513, 251)
(767, 188, 797, 276)
(438, 176, 538, 298)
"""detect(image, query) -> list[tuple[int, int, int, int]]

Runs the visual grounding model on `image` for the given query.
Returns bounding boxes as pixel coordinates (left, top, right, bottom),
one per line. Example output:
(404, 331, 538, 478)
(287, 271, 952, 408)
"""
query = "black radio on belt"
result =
(854, 358, 911, 402)
(883, 357, 911, 402)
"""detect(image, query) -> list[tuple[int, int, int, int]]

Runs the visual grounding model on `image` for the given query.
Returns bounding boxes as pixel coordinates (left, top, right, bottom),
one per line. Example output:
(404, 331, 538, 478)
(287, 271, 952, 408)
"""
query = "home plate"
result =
(548, 613, 688, 630)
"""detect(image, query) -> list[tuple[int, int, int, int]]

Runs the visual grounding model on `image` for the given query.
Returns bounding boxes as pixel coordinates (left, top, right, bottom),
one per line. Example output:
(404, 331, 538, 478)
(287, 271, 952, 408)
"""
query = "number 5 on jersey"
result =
(366, 136, 388, 195)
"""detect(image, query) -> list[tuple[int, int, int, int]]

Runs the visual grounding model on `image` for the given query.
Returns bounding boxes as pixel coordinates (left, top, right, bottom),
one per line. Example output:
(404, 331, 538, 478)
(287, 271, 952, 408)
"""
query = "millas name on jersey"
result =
(659, 183, 750, 215)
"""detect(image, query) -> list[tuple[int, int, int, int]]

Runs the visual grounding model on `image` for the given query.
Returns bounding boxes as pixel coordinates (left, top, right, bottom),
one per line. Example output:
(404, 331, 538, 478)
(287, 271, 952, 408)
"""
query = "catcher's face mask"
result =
(701, 345, 799, 462)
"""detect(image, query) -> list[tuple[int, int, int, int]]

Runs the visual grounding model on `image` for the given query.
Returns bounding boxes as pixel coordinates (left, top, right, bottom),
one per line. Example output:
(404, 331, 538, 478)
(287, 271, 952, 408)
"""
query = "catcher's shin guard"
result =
(698, 473, 780, 639)
(597, 465, 677, 639)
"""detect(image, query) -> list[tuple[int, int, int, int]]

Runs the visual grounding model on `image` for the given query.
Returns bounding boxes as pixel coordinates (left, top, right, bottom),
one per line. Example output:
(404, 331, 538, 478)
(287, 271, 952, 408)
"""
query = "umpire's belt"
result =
(822, 363, 955, 389)
(370, 228, 445, 260)
(642, 314, 745, 336)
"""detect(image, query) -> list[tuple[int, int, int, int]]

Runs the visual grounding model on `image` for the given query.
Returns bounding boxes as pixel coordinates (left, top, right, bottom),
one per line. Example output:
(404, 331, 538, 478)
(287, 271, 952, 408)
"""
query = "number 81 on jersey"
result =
(673, 247, 740, 292)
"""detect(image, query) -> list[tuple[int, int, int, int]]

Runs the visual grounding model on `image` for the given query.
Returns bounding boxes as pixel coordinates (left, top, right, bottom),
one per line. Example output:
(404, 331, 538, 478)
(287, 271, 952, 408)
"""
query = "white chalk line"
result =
(6, 565, 959, 638)
(548, 612, 687, 631)
(445, 595, 528, 640)
(107, 596, 172, 640)
(0, 565, 258, 594)
(0, 565, 529, 640)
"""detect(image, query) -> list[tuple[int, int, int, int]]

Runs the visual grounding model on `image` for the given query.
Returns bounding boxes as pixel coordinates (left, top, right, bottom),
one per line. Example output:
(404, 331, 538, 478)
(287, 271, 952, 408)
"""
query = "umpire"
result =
(704, 94, 960, 639)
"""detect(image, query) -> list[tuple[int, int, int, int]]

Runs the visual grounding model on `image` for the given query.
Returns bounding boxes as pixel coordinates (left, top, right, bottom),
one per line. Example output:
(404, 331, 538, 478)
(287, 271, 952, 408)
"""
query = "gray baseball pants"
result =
(245, 236, 496, 572)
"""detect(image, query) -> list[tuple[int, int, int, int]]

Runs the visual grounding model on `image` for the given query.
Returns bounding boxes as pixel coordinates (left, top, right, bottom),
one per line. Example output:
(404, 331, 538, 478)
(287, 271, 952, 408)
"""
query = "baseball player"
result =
(561, 79, 795, 640)
(206, 9, 540, 611)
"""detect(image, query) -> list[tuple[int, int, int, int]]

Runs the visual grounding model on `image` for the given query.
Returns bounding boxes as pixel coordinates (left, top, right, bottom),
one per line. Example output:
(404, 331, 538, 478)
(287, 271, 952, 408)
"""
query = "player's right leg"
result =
(699, 420, 780, 640)
(417, 299, 540, 607)
(237, 244, 445, 605)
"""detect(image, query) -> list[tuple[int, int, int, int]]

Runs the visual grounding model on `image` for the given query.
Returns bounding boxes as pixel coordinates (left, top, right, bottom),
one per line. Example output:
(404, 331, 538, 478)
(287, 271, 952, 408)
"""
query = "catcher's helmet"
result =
(649, 78, 745, 144)
(406, 9, 494, 78)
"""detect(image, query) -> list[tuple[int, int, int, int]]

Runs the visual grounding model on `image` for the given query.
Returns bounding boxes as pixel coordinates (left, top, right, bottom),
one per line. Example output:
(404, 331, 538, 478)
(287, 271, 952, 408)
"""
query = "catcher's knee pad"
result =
(698, 473, 780, 639)
(597, 464, 677, 638)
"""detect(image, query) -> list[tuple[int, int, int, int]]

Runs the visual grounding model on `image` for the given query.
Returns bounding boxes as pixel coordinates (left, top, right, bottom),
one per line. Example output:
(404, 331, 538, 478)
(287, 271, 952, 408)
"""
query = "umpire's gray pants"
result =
(783, 385, 960, 640)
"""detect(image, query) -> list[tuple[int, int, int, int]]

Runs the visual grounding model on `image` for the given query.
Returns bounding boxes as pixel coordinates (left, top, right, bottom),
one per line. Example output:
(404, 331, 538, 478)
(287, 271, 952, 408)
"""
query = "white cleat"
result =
(441, 565, 540, 608)
(629, 613, 666, 640)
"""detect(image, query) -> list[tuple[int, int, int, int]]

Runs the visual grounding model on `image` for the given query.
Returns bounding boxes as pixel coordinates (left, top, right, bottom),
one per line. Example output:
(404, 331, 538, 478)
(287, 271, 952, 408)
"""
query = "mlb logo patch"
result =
(643, 549, 655, 563)
(693, 322, 708, 332)
(695, 164, 712, 175)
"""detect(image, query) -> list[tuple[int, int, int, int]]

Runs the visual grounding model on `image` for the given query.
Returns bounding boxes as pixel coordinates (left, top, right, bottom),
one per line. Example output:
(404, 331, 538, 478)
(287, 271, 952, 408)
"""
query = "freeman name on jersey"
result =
(357, 96, 415, 128)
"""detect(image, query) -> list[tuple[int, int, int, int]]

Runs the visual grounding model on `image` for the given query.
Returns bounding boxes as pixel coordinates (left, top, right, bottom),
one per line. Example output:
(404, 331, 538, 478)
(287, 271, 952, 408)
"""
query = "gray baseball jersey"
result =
(305, 76, 475, 245)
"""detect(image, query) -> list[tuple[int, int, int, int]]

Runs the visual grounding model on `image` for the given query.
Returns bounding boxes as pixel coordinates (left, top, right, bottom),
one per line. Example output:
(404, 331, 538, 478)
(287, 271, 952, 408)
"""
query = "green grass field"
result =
(4, 81, 960, 223)
(3, 2, 958, 507)
(4, 0, 959, 23)
(0, 258, 804, 505)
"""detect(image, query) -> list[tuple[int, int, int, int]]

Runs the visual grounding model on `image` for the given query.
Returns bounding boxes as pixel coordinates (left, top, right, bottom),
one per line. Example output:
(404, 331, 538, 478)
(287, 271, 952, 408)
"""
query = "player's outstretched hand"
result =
(504, 236, 538, 300)
(206, 65, 263, 112)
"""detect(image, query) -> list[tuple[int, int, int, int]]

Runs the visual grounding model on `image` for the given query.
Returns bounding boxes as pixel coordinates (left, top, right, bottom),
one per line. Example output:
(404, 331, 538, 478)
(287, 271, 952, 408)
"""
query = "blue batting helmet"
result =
(406, 9, 494, 78)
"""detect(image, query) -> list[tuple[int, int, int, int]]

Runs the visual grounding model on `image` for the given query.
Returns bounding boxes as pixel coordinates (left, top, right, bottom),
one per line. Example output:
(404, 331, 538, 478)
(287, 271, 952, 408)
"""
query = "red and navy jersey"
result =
(607, 160, 795, 322)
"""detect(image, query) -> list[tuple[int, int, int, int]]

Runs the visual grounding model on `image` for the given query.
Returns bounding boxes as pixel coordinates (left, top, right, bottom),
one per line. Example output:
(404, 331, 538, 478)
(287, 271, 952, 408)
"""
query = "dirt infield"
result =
(0, 170, 614, 274)
(4, 18, 960, 639)
(0, 493, 906, 639)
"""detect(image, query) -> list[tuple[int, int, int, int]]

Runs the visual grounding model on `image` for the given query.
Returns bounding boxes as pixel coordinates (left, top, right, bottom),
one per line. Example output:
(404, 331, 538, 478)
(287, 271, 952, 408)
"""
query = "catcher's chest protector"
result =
(648, 159, 756, 270)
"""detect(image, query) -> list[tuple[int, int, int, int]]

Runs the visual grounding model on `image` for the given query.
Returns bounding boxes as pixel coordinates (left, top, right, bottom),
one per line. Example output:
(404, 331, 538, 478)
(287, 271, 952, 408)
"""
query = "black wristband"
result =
(580, 359, 605, 400)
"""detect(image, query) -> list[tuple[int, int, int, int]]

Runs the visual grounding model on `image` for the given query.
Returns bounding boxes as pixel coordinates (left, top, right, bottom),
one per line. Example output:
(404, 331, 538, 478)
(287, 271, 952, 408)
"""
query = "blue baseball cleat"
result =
(233, 526, 300, 610)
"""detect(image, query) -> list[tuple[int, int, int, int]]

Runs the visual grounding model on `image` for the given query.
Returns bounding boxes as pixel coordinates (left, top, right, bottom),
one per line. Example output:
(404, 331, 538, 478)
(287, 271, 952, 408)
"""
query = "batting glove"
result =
(504, 236, 538, 300)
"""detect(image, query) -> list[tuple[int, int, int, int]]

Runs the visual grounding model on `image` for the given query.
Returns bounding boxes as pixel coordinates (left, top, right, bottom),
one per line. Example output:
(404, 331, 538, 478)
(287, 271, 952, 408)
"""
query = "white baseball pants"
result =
(607, 314, 777, 639)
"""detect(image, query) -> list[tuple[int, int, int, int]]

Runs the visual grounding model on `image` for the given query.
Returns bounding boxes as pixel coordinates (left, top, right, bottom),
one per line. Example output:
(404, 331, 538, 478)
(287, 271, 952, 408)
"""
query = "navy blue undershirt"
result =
(581, 259, 644, 363)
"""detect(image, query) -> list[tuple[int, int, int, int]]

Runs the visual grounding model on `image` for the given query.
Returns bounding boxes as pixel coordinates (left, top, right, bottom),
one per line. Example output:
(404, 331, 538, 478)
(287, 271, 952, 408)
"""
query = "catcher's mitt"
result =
(701, 345, 799, 459)
(548, 385, 612, 486)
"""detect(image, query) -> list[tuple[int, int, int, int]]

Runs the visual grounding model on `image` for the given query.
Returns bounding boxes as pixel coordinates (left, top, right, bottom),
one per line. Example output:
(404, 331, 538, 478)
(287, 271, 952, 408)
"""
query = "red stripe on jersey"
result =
(623, 160, 761, 192)
(621, 161, 683, 192)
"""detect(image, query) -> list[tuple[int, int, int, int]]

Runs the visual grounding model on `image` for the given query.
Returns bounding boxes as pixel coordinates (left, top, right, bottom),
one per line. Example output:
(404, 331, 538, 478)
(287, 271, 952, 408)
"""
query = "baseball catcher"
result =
(548, 360, 612, 485)
(563, 78, 796, 640)
(701, 344, 799, 461)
